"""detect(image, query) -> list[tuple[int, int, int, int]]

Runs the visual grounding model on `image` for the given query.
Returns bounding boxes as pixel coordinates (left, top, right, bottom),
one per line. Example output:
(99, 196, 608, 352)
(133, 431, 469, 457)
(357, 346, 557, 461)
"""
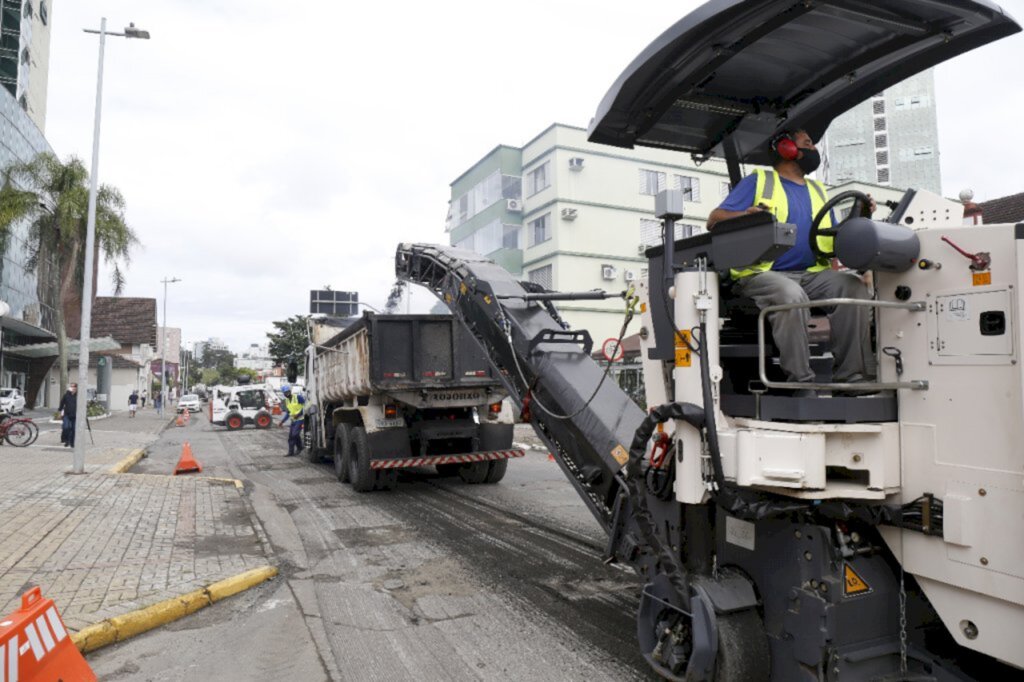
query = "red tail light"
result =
(489, 402, 502, 414)
(384, 404, 398, 418)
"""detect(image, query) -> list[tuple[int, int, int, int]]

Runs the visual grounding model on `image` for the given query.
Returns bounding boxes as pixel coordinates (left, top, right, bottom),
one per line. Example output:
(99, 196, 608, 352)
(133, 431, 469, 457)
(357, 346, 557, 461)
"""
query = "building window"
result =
(877, 168, 890, 184)
(638, 169, 666, 195)
(875, 134, 887, 148)
(527, 161, 550, 196)
(502, 224, 520, 250)
(674, 175, 701, 202)
(872, 100, 885, 115)
(876, 151, 889, 166)
(913, 146, 934, 157)
(528, 214, 550, 247)
(873, 116, 887, 132)
(528, 265, 553, 290)
(720, 181, 732, 197)
(640, 218, 662, 247)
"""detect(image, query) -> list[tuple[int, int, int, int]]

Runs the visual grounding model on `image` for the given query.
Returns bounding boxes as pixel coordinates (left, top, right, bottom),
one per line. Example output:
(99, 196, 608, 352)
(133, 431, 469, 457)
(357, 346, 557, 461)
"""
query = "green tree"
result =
(0, 152, 138, 396)
(200, 368, 220, 387)
(267, 315, 308, 373)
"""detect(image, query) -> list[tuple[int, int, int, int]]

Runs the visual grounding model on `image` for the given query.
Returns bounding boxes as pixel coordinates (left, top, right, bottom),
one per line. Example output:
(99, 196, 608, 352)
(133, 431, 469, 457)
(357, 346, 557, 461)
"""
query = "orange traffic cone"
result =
(0, 586, 96, 682)
(175, 412, 185, 427)
(548, 453, 555, 462)
(174, 441, 203, 475)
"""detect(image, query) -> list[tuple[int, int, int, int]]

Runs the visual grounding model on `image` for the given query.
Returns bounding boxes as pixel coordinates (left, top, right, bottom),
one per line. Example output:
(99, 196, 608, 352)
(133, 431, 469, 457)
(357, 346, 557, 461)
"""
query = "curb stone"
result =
(71, 566, 279, 653)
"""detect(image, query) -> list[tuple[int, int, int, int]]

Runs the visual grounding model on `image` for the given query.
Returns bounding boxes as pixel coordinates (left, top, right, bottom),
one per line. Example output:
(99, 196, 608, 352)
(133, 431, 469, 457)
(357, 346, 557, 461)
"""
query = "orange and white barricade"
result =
(0, 586, 96, 681)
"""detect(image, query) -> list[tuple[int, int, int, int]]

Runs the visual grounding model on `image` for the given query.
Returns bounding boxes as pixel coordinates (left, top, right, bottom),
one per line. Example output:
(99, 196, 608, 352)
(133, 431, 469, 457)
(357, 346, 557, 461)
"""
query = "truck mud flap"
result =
(369, 449, 525, 470)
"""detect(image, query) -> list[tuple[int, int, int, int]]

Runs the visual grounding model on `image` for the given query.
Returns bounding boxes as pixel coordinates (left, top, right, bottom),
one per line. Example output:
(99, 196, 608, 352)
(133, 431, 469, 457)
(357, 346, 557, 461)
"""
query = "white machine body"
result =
(638, 218, 1024, 669)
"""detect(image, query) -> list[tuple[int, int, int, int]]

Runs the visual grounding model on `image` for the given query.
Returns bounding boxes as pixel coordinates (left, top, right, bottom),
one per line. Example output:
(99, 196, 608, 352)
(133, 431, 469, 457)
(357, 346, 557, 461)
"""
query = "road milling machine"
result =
(397, 1, 1023, 679)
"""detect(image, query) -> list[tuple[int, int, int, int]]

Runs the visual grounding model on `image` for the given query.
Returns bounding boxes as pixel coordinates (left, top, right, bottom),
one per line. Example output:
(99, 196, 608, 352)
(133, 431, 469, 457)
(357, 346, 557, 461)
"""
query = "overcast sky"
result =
(44, 1, 1024, 352)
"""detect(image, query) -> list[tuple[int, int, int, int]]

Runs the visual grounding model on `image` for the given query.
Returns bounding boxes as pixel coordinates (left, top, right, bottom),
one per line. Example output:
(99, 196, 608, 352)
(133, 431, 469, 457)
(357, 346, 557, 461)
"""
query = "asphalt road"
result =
(88, 413, 654, 681)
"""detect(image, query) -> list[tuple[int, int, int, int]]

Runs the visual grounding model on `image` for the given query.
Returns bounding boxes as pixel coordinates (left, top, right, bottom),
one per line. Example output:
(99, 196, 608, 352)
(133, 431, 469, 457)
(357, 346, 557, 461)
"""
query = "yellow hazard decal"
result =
(674, 330, 692, 367)
(460, 282, 468, 295)
(640, 302, 647, 313)
(611, 444, 629, 467)
(843, 564, 871, 596)
(972, 271, 991, 287)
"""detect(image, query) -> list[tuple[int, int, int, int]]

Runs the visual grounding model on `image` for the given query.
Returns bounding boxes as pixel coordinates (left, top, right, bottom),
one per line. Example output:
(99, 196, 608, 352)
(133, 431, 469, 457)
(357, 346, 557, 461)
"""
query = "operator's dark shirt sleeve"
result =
(717, 174, 757, 212)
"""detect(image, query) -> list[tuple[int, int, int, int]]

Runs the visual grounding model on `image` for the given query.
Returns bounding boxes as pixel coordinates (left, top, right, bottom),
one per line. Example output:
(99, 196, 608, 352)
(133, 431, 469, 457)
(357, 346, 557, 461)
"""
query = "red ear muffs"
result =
(772, 134, 799, 161)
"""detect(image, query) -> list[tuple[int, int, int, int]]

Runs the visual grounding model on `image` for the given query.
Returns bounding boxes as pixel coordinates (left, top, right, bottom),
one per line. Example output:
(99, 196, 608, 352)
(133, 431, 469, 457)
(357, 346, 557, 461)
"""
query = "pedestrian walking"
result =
(59, 383, 78, 448)
(278, 385, 305, 457)
(141, 391, 147, 408)
(128, 390, 139, 418)
(155, 392, 162, 416)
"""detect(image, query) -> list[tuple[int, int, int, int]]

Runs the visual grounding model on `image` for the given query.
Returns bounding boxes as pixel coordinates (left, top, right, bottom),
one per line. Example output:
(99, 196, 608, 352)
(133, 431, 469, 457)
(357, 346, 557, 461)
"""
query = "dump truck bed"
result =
(313, 313, 503, 403)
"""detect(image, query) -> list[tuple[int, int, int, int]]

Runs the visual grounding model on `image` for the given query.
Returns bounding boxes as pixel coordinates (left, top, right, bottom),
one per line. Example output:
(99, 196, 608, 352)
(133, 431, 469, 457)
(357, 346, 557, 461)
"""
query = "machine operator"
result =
(707, 129, 877, 397)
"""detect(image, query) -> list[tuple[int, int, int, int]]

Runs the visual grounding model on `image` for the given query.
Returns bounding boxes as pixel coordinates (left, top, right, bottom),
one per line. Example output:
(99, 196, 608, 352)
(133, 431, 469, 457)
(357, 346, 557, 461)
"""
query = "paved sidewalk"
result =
(0, 409, 271, 633)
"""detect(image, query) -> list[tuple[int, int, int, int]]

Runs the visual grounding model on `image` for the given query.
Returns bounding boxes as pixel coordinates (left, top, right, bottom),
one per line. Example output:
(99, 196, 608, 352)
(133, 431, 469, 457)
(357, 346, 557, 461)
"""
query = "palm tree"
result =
(0, 152, 139, 395)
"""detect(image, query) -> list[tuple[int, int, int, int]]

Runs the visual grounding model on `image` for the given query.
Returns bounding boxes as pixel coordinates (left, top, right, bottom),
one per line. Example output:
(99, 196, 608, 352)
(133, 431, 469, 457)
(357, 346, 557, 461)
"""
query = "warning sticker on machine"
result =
(972, 271, 992, 287)
(843, 564, 872, 597)
(610, 444, 629, 467)
(674, 330, 693, 367)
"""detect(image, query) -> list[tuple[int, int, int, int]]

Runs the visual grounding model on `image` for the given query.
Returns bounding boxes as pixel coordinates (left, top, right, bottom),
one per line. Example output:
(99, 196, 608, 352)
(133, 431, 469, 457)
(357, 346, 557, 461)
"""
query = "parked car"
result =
(0, 388, 26, 415)
(177, 394, 202, 413)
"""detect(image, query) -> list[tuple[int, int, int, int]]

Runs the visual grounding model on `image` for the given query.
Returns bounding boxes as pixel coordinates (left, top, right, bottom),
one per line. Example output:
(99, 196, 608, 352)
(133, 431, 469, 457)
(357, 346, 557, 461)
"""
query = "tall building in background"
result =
(823, 70, 941, 194)
(0, 0, 57, 408)
(0, 0, 52, 132)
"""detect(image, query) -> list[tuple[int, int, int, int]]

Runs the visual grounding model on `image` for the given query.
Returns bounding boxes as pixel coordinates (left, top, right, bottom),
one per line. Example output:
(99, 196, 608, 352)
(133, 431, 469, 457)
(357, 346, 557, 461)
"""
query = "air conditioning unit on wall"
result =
(560, 207, 578, 221)
(506, 198, 523, 212)
(568, 157, 584, 171)
(623, 269, 638, 282)
(601, 264, 617, 281)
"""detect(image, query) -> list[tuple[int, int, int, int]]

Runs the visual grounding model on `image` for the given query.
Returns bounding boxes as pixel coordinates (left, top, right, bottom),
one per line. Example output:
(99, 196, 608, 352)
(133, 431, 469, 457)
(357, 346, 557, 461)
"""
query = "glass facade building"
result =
(823, 70, 942, 195)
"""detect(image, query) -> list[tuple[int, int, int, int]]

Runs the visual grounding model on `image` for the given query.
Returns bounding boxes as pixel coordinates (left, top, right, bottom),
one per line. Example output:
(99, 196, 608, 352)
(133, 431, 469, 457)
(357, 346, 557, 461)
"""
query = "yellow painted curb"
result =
(71, 565, 278, 654)
(108, 448, 146, 474)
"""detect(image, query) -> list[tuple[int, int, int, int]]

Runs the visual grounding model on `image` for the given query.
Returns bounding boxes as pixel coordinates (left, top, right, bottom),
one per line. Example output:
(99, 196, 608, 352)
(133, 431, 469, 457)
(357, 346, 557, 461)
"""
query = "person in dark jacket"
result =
(59, 383, 78, 447)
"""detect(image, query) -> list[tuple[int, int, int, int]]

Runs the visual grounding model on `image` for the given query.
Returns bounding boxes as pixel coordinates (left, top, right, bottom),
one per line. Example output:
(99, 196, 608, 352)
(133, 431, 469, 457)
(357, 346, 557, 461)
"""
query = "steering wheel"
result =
(809, 190, 872, 259)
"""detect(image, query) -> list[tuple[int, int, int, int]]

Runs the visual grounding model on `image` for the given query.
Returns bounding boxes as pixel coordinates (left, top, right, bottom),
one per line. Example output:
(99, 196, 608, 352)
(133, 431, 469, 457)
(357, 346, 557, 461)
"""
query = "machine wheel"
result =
(334, 424, 351, 483)
(637, 574, 769, 682)
(457, 461, 489, 484)
(254, 410, 272, 429)
(482, 458, 508, 484)
(348, 427, 374, 492)
(225, 411, 244, 431)
(713, 610, 770, 682)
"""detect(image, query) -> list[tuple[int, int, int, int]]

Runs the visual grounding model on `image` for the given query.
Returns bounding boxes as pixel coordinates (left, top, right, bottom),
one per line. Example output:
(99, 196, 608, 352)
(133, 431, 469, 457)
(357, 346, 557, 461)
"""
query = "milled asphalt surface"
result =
(0, 407, 270, 634)
(89, 413, 652, 681)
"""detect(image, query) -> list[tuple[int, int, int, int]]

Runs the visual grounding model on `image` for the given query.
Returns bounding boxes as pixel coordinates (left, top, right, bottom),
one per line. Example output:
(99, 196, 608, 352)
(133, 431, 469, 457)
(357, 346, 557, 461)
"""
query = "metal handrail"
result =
(757, 298, 928, 392)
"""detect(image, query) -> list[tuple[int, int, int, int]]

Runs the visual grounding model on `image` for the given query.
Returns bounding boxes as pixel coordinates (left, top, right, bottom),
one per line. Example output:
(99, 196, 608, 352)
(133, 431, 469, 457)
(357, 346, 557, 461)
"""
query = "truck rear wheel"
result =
(482, 458, 508, 484)
(334, 424, 351, 483)
(457, 462, 489, 484)
(305, 423, 321, 463)
(348, 427, 374, 492)
(375, 470, 397, 491)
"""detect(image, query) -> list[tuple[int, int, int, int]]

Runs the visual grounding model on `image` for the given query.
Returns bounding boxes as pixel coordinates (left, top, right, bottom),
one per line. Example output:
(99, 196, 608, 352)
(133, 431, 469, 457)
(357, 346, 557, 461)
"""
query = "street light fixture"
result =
(160, 277, 181, 416)
(73, 18, 151, 474)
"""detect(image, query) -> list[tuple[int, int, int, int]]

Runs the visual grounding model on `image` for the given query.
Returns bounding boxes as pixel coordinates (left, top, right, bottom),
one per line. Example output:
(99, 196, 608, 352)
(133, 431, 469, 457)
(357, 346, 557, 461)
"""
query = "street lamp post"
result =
(73, 18, 150, 474)
(160, 277, 180, 416)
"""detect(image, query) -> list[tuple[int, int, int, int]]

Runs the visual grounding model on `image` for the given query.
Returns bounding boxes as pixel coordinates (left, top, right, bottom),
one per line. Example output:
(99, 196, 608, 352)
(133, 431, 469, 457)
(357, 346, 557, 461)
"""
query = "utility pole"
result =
(160, 277, 180, 414)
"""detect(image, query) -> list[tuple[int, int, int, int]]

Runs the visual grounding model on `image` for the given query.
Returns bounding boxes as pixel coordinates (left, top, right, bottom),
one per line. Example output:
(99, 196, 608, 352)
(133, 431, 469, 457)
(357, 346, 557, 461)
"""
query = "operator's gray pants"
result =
(732, 270, 876, 383)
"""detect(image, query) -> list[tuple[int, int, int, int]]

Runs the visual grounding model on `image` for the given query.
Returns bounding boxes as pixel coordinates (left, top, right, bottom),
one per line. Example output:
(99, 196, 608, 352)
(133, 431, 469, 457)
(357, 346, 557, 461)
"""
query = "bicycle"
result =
(0, 413, 39, 446)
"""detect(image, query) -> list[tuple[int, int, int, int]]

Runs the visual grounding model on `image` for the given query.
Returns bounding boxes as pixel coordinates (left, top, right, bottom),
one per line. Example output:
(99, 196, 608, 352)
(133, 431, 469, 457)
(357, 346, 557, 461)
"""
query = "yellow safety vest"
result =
(285, 395, 303, 421)
(730, 168, 833, 279)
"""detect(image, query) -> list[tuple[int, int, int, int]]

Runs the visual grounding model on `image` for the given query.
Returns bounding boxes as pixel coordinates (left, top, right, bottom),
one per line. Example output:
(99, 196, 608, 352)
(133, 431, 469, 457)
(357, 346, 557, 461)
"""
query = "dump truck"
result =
(302, 313, 521, 491)
(397, 1, 1023, 679)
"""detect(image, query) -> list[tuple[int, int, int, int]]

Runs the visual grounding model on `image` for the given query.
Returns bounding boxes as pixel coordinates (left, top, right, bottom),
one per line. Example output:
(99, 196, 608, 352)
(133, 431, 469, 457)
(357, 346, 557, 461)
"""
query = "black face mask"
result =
(796, 148, 821, 174)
